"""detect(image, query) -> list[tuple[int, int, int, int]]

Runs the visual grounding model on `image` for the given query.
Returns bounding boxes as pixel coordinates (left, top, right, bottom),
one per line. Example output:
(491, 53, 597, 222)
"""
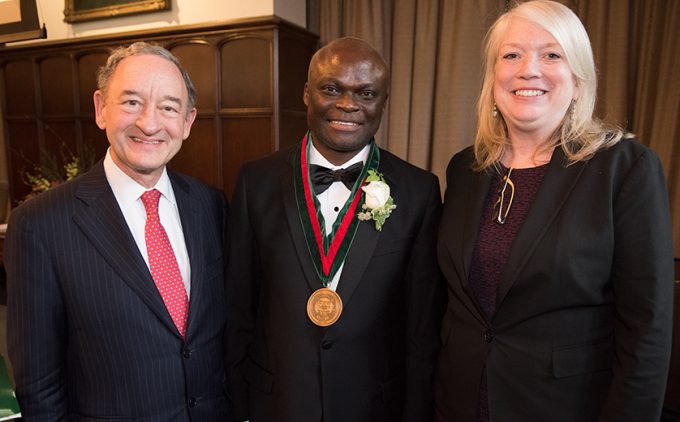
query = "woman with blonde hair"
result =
(434, 1, 673, 421)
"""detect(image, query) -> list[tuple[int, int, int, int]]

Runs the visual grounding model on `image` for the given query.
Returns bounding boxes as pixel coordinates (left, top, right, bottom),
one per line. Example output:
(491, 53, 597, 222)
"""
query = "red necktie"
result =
(141, 189, 189, 338)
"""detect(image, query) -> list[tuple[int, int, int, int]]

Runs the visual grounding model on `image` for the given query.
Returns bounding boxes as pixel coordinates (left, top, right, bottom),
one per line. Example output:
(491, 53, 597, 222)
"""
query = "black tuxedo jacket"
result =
(226, 144, 445, 422)
(6, 161, 230, 421)
(434, 139, 674, 421)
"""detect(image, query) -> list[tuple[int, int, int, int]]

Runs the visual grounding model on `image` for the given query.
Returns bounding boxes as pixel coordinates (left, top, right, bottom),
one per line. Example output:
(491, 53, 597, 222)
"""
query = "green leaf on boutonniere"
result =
(364, 169, 384, 183)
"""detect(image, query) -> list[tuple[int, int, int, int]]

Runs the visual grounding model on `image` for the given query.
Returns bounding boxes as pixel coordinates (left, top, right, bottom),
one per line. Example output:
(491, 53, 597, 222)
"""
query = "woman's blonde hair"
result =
(474, 0, 625, 170)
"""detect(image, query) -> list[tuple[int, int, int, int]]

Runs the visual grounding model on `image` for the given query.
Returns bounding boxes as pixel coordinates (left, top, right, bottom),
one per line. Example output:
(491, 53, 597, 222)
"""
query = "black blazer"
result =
(434, 139, 674, 421)
(226, 144, 445, 422)
(6, 161, 230, 421)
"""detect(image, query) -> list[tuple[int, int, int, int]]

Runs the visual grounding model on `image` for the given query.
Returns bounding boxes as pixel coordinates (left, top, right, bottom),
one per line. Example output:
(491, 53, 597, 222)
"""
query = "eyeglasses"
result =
(493, 168, 514, 224)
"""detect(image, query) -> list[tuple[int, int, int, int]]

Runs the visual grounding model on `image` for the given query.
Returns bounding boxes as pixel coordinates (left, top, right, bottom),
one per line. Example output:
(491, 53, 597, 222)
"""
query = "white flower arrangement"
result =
(357, 170, 396, 231)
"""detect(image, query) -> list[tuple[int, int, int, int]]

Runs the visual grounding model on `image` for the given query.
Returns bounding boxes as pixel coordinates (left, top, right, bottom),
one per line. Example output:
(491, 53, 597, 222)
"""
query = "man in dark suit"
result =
(226, 37, 445, 422)
(5, 42, 230, 421)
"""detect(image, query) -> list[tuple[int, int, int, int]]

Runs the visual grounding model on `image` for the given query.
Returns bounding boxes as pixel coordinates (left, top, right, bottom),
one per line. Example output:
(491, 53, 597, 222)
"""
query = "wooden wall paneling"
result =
(220, 34, 273, 110)
(170, 117, 218, 187)
(6, 123, 39, 202)
(167, 39, 220, 189)
(0, 17, 318, 204)
(3, 58, 39, 203)
(219, 30, 275, 199)
(278, 27, 317, 148)
(280, 112, 308, 149)
(38, 52, 78, 172)
(80, 120, 109, 161)
(75, 50, 109, 170)
(39, 56, 74, 115)
(77, 51, 109, 116)
(41, 121, 78, 163)
(222, 115, 272, 198)
(279, 29, 315, 111)
(3, 59, 36, 115)
(170, 40, 217, 113)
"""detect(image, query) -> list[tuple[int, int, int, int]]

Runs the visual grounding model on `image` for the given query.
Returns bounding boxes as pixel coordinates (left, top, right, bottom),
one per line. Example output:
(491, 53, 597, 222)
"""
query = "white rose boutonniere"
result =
(357, 170, 397, 231)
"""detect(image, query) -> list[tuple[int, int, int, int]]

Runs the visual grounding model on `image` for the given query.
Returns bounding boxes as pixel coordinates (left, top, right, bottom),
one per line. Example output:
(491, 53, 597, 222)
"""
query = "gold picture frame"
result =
(64, 0, 170, 23)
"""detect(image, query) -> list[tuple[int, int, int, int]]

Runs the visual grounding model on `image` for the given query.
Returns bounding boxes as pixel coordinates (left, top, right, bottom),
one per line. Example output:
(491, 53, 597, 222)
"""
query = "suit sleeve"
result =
(600, 148, 674, 421)
(402, 175, 447, 421)
(5, 208, 68, 421)
(225, 166, 258, 421)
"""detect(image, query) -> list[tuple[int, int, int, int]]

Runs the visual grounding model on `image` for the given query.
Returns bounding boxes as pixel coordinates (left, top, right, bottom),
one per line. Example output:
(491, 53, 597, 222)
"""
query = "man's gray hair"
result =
(96, 41, 197, 112)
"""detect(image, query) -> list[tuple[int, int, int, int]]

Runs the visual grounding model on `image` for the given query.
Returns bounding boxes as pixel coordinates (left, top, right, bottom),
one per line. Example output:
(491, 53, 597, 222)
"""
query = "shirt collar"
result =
(103, 148, 176, 211)
(308, 136, 370, 169)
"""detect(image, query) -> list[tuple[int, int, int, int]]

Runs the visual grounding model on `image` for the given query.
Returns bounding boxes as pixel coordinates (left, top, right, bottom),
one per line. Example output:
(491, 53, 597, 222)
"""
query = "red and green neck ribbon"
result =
(294, 131, 380, 286)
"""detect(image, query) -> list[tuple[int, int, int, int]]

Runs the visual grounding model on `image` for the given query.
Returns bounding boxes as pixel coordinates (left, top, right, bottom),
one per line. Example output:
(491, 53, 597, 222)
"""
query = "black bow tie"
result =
(310, 162, 364, 195)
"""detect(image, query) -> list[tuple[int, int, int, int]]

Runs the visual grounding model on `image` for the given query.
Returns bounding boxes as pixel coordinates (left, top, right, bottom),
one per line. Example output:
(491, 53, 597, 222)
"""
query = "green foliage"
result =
(21, 143, 95, 202)
(364, 169, 385, 183)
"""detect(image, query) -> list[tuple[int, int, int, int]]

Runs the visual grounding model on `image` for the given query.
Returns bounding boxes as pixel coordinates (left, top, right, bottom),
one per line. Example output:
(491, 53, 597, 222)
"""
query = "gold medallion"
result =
(307, 287, 343, 327)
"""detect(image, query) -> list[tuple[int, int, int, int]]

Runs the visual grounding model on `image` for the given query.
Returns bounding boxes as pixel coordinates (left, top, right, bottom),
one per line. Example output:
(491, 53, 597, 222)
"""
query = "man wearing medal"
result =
(226, 37, 445, 422)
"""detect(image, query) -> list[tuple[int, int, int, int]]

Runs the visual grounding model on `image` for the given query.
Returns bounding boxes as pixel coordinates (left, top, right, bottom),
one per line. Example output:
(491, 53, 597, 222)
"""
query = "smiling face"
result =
(493, 17, 578, 142)
(94, 54, 197, 187)
(304, 39, 388, 165)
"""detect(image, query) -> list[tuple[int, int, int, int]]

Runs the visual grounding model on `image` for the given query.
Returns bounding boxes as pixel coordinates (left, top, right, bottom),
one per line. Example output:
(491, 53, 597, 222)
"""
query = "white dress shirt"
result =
(103, 149, 192, 297)
(308, 140, 370, 291)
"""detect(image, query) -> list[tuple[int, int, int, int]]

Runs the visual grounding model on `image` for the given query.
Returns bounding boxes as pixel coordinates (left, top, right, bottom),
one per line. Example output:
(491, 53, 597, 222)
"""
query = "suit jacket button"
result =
(321, 340, 332, 350)
(182, 349, 192, 359)
(188, 397, 197, 408)
(484, 330, 494, 343)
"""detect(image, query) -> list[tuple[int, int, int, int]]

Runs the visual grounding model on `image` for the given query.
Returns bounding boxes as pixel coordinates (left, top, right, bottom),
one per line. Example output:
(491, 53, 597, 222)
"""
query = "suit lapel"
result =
(494, 149, 588, 312)
(441, 163, 492, 324)
(335, 153, 388, 305)
(72, 162, 179, 336)
(170, 173, 204, 337)
(282, 149, 324, 293)
(335, 214, 380, 305)
(461, 169, 492, 285)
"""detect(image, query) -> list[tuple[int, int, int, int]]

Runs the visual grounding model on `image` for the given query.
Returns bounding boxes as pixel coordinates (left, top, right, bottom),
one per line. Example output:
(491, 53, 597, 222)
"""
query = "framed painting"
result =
(63, 0, 170, 23)
(0, 0, 45, 43)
